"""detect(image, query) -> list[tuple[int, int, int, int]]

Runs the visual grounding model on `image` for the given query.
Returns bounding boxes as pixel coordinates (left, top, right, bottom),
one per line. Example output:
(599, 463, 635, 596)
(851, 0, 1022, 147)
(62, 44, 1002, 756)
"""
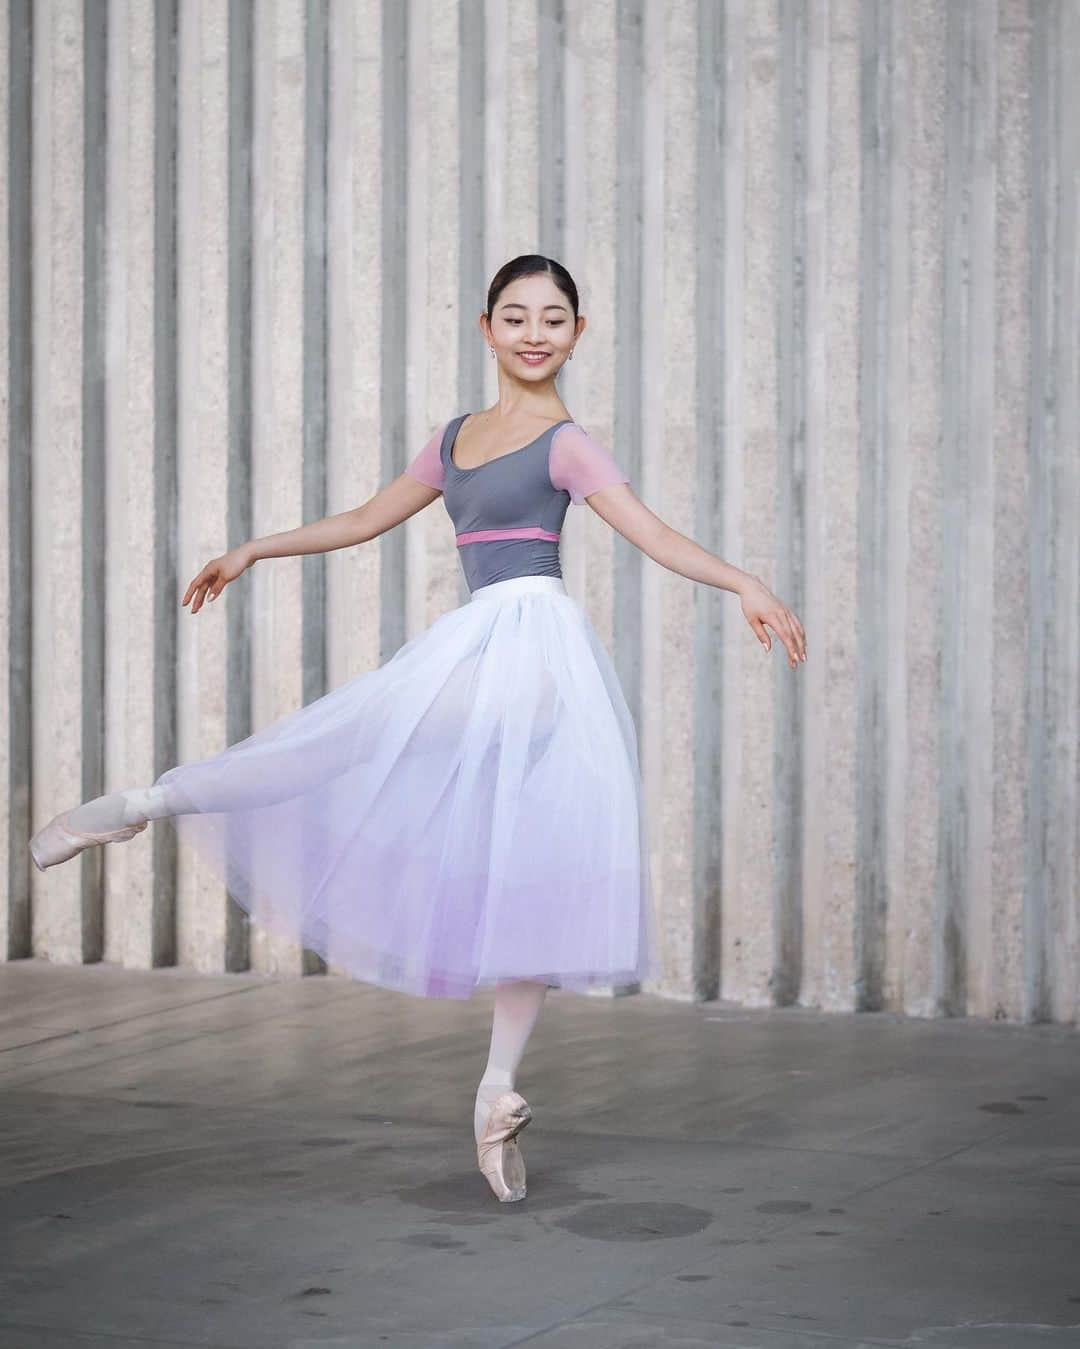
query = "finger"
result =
(780, 609, 804, 661)
(185, 570, 211, 609)
(767, 611, 797, 667)
(752, 617, 770, 652)
(778, 614, 801, 667)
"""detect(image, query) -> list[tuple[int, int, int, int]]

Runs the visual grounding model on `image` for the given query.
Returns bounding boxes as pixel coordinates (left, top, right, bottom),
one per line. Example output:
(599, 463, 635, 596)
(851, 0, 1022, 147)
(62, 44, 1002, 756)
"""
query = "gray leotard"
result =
(404, 413, 630, 591)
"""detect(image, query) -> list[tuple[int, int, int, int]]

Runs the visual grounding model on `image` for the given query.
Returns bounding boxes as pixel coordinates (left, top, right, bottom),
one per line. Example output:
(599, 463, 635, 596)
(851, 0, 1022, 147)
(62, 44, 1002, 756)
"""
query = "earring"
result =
(569, 347, 575, 360)
(490, 346, 496, 358)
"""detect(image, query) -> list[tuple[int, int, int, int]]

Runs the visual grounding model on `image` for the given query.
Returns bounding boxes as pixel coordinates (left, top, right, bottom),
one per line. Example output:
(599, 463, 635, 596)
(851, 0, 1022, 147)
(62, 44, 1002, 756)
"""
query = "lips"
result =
(517, 352, 551, 364)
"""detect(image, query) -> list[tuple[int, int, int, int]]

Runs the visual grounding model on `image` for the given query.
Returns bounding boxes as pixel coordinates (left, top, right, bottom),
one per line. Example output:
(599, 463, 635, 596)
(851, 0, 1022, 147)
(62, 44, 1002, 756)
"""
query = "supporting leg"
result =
(474, 979, 548, 1144)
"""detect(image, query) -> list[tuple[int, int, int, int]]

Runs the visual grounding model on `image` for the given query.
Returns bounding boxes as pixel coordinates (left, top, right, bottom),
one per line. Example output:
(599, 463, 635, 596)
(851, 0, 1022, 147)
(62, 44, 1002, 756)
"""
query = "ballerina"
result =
(30, 254, 807, 1202)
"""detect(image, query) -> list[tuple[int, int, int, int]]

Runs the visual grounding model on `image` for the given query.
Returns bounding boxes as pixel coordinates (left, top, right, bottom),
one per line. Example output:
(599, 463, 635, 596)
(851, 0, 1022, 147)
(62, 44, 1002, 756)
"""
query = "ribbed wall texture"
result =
(3, 0, 1078, 1023)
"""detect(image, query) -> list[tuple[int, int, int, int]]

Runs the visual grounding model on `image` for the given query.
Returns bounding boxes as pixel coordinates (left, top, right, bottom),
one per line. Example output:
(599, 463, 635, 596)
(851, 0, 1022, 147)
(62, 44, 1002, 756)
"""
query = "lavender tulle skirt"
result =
(154, 574, 659, 1000)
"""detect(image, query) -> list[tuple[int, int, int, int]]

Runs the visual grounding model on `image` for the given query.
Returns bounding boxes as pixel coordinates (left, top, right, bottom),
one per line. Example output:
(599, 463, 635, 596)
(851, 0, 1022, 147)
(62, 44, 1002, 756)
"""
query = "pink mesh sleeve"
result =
(403, 422, 447, 490)
(549, 423, 630, 504)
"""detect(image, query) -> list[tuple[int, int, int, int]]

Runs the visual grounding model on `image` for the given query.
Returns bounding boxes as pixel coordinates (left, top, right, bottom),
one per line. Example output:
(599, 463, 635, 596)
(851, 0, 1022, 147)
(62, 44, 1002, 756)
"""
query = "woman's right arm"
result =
(182, 473, 441, 614)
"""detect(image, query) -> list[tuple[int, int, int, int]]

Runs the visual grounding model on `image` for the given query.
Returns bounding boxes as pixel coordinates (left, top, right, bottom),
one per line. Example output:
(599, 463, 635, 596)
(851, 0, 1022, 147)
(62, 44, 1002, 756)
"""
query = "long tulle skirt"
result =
(155, 574, 659, 1000)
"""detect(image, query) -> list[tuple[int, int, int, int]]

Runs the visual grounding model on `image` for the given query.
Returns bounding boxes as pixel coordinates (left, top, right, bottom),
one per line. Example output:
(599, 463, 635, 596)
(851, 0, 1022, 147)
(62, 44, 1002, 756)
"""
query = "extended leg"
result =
(64, 659, 559, 834)
(474, 979, 548, 1144)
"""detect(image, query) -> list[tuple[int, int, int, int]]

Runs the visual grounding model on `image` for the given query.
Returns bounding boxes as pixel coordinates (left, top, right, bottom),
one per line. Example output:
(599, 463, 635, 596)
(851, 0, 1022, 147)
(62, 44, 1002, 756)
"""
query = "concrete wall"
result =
(3, 0, 1078, 1024)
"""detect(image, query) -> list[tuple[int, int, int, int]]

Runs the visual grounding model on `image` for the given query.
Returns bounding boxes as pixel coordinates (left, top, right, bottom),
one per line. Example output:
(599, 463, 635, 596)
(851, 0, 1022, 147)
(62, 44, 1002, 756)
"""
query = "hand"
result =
(739, 575, 807, 669)
(182, 544, 254, 614)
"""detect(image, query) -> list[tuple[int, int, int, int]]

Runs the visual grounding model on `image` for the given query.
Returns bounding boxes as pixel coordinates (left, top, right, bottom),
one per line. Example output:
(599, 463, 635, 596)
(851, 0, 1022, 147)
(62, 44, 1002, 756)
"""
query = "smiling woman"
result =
(30, 252, 804, 1208)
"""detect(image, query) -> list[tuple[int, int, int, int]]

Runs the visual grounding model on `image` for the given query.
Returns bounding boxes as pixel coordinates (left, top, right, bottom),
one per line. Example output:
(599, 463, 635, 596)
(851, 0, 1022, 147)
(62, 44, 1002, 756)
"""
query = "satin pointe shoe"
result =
(476, 1089, 533, 1203)
(29, 808, 149, 872)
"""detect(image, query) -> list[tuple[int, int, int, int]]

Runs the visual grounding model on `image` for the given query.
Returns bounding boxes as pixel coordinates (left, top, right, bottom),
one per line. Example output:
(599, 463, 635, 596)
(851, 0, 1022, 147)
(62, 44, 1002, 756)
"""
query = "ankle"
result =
(477, 1074, 514, 1094)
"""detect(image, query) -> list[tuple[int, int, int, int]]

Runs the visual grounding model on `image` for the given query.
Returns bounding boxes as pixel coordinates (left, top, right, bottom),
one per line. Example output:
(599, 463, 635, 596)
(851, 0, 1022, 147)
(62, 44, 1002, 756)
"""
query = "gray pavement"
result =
(0, 959, 1077, 1349)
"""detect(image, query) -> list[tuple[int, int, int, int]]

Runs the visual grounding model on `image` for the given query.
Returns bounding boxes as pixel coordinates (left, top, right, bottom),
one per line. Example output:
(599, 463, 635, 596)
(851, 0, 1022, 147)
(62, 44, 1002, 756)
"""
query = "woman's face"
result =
(484, 273, 583, 384)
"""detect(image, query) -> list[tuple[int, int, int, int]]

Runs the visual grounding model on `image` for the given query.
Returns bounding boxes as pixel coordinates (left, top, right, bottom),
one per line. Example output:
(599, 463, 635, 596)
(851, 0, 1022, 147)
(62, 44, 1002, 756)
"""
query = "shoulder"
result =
(549, 422, 629, 504)
(403, 420, 452, 491)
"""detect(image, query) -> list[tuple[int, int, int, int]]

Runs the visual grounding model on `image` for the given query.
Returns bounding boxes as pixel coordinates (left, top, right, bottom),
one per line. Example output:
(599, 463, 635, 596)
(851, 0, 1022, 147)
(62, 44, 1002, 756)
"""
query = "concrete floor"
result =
(0, 961, 1078, 1349)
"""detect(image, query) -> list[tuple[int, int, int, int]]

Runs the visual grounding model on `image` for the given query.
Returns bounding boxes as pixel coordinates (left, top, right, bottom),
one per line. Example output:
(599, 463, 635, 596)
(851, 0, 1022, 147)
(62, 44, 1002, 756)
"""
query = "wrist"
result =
(732, 569, 760, 599)
(242, 540, 260, 568)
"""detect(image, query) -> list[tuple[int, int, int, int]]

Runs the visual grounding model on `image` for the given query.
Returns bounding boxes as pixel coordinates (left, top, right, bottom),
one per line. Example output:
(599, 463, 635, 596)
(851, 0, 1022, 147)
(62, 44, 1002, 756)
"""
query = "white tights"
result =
(65, 785, 177, 833)
(474, 979, 548, 1144)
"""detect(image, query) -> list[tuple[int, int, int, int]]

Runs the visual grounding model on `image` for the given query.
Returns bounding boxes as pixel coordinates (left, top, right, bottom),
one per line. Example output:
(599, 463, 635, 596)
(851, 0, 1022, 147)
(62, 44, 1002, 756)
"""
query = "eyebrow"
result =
(497, 302, 569, 313)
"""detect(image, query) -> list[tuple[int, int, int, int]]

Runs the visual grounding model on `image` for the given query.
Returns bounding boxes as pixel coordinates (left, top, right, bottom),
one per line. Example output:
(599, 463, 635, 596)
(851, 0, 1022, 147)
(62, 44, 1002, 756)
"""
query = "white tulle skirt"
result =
(154, 574, 659, 1000)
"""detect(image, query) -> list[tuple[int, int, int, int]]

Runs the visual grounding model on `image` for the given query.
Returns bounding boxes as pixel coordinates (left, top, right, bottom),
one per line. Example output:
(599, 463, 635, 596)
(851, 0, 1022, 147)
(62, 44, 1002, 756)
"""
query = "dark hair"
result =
(486, 255, 579, 322)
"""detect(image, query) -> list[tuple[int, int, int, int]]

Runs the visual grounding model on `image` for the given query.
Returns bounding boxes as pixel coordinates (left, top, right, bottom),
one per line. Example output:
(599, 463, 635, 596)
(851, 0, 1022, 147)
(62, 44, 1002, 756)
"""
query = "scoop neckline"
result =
(449, 414, 573, 473)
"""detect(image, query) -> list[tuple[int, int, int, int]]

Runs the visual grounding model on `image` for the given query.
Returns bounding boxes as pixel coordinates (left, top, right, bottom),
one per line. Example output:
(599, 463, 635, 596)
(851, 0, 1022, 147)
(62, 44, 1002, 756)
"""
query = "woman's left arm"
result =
(582, 484, 808, 670)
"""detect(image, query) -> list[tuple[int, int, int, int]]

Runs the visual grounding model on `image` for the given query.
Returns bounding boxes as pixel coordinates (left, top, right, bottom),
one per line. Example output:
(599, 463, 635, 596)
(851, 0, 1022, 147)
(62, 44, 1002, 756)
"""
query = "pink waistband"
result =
(455, 526, 561, 546)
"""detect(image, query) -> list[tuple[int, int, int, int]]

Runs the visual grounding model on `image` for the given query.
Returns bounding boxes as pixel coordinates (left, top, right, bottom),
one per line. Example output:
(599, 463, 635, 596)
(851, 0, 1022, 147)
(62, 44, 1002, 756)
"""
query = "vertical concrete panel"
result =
(505, 0, 538, 250)
(773, 0, 808, 1005)
(612, 0, 645, 726)
(301, 0, 328, 708)
(325, 0, 355, 695)
(103, 0, 158, 967)
(903, 0, 946, 1018)
(377, 0, 408, 658)
(936, 0, 997, 1017)
(249, 0, 308, 974)
(963, 1, 998, 1018)
(1025, 0, 1053, 1022)
(714, 0, 749, 1007)
(30, 0, 86, 962)
(341, 0, 382, 680)
(149, 0, 179, 968)
(174, 0, 234, 972)
(325, 0, 374, 691)
(423, 0, 460, 614)
(481, 0, 507, 288)
(726, 0, 779, 1006)
(607, 0, 646, 997)
(296, 0, 328, 975)
(691, 0, 731, 1001)
(636, 0, 667, 996)
(794, 0, 834, 1009)
(4, 0, 33, 959)
(402, 0, 434, 638)
(458, 0, 486, 493)
(553, 0, 586, 603)
(817, 0, 860, 1011)
(880, 0, 913, 1015)
(224, 0, 254, 971)
(79, 0, 108, 959)
(1028, 0, 1080, 1024)
(570, 0, 620, 646)
(856, 0, 893, 1011)
(321, 0, 382, 977)
(1049, 0, 1079, 1025)
(536, 0, 566, 253)
(992, 0, 1032, 1020)
(652, 0, 697, 997)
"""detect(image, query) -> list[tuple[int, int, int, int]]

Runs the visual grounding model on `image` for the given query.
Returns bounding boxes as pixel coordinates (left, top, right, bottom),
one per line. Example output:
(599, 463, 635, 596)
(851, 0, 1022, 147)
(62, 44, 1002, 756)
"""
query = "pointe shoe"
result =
(476, 1089, 532, 1203)
(29, 808, 149, 872)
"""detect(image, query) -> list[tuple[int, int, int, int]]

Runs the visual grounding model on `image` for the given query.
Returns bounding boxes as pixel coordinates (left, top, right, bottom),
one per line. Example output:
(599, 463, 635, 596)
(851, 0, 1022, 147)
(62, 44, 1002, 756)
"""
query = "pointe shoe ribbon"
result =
(476, 1089, 532, 1203)
(29, 809, 149, 873)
